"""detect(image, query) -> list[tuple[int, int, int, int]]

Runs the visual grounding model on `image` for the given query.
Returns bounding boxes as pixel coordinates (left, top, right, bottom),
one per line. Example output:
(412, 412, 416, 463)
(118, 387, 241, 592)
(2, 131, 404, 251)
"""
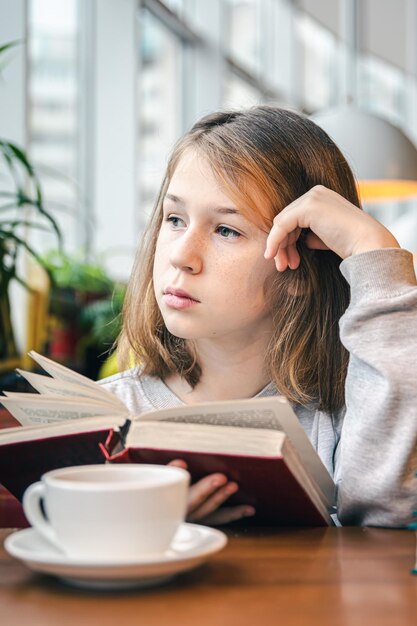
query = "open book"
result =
(0, 352, 336, 526)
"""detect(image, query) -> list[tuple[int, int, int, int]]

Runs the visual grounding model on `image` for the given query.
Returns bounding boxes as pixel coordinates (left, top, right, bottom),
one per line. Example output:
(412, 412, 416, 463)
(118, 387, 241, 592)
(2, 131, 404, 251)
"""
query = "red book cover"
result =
(0, 408, 28, 527)
(0, 485, 28, 528)
(0, 395, 334, 527)
(101, 438, 330, 526)
(0, 428, 111, 502)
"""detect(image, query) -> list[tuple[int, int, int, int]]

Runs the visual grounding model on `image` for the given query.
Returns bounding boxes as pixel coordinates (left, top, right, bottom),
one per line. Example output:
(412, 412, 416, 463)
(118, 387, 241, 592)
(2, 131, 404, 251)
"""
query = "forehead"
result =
(167, 149, 273, 231)
(167, 150, 236, 205)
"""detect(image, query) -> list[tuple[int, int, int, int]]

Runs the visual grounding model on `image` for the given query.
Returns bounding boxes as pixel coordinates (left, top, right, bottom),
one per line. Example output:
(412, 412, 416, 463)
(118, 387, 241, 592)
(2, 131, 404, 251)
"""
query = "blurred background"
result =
(1, 0, 417, 381)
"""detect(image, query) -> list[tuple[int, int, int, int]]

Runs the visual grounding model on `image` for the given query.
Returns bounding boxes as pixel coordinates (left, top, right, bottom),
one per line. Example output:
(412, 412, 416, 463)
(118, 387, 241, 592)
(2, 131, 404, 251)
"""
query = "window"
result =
(137, 6, 184, 224)
(223, 0, 286, 107)
(223, 72, 262, 108)
(296, 12, 339, 112)
(22, 0, 417, 263)
(225, 0, 262, 77)
(28, 0, 80, 251)
(358, 55, 406, 128)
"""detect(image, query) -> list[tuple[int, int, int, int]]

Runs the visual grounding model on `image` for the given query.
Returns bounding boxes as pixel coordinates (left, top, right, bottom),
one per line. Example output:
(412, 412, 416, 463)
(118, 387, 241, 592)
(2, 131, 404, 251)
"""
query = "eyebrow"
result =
(164, 193, 240, 215)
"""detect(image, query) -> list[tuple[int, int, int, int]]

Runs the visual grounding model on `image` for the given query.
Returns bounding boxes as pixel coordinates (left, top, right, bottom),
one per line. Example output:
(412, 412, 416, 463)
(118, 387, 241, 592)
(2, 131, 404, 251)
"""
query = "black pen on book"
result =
(100, 419, 132, 459)
(119, 419, 132, 447)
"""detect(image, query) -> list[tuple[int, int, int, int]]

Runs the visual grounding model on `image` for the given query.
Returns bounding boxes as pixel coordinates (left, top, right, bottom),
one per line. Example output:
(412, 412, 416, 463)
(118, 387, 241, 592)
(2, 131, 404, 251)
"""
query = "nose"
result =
(169, 228, 203, 274)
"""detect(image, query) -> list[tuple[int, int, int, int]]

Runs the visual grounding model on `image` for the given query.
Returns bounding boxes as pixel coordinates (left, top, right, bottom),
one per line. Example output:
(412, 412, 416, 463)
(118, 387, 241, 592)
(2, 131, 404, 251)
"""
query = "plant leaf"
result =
(0, 219, 57, 233)
(6, 142, 35, 177)
(0, 230, 51, 269)
(0, 40, 23, 55)
(9, 271, 34, 294)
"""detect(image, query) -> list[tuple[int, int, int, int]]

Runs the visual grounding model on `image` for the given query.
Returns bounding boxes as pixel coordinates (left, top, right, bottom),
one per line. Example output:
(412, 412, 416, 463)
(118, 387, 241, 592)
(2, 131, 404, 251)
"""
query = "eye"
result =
(216, 225, 241, 239)
(166, 215, 185, 229)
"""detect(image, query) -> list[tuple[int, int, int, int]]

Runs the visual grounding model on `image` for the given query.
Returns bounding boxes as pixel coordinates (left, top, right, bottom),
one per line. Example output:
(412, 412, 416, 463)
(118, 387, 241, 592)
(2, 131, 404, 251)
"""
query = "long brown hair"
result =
(117, 106, 361, 413)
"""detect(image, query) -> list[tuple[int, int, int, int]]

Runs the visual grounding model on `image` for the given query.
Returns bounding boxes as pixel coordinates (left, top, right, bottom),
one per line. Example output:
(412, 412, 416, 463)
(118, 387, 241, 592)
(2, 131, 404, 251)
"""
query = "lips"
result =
(163, 288, 200, 302)
(162, 287, 200, 310)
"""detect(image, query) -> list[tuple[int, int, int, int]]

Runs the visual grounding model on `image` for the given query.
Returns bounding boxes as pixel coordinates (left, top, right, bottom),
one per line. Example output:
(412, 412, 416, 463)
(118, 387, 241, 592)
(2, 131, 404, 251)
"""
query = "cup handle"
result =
(22, 482, 64, 552)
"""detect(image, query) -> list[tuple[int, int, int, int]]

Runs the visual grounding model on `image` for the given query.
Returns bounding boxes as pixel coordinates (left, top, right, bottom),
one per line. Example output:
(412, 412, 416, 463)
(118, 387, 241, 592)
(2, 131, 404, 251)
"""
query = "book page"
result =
(28, 351, 109, 394)
(136, 397, 292, 429)
(129, 421, 286, 456)
(0, 415, 126, 444)
(16, 369, 126, 411)
(0, 395, 129, 426)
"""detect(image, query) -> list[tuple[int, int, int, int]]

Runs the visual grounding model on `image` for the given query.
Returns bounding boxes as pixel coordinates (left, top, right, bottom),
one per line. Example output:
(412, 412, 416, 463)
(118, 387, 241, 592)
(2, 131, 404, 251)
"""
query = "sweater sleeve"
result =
(335, 248, 417, 527)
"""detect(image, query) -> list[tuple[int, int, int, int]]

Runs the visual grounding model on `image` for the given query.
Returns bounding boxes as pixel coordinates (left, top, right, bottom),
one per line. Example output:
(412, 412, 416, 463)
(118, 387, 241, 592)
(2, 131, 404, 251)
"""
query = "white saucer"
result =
(4, 523, 227, 590)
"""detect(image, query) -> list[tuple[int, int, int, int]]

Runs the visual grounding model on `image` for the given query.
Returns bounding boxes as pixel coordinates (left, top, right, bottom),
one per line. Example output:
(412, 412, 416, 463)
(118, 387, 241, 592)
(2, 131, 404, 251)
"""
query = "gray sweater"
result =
(99, 248, 417, 527)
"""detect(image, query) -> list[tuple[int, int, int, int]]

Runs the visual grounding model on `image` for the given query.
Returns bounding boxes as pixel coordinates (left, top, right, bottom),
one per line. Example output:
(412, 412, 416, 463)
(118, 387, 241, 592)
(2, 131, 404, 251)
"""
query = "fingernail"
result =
(243, 507, 256, 517)
(211, 476, 227, 488)
(225, 482, 238, 495)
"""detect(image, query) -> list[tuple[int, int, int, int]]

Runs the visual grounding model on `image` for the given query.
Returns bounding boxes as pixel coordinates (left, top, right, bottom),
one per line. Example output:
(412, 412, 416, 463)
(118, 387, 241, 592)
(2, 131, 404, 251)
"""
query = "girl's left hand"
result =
(264, 185, 400, 271)
(169, 459, 255, 525)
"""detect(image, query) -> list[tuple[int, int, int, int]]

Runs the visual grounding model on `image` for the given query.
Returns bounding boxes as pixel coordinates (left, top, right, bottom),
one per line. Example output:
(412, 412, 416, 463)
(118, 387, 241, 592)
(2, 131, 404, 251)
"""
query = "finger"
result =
(187, 481, 239, 521)
(199, 505, 256, 526)
(274, 229, 300, 271)
(187, 474, 228, 515)
(275, 246, 289, 272)
(287, 243, 301, 270)
(265, 212, 307, 261)
(264, 217, 302, 259)
(265, 222, 286, 260)
(168, 459, 188, 470)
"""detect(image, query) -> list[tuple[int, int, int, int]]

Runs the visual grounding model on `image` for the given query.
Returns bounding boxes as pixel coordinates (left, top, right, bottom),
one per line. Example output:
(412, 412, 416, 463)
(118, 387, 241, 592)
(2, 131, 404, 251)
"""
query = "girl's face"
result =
(153, 150, 276, 347)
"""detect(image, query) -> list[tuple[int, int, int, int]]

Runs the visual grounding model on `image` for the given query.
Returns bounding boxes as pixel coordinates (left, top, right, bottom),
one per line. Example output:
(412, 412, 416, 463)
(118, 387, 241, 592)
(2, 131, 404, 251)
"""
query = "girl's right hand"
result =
(264, 185, 400, 271)
(169, 459, 255, 526)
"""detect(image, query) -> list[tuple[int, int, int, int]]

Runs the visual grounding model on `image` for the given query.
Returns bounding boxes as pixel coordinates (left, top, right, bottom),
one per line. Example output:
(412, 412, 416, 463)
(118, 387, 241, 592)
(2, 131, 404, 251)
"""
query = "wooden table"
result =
(1, 526, 416, 626)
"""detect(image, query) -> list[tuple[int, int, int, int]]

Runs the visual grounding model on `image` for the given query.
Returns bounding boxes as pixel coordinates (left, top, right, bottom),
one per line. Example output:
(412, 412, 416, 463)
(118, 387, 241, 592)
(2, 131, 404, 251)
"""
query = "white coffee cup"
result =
(22, 464, 190, 561)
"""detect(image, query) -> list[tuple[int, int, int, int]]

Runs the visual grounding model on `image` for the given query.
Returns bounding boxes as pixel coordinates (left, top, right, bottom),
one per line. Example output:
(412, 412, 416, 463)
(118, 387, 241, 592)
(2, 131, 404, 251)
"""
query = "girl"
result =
(100, 106, 417, 527)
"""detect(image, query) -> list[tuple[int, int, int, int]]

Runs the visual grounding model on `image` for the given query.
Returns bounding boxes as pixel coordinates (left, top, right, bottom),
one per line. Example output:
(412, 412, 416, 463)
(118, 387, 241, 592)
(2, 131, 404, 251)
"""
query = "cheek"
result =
(153, 239, 167, 284)
(218, 257, 275, 311)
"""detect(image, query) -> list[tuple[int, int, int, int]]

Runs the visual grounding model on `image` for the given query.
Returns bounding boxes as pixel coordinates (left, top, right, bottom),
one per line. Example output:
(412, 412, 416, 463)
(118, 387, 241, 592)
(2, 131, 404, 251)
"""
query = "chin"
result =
(162, 321, 203, 341)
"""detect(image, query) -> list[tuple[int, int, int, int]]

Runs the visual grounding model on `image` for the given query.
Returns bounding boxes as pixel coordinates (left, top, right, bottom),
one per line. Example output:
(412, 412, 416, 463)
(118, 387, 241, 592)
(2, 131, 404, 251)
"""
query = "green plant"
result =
(79, 282, 126, 346)
(0, 41, 62, 362)
(40, 249, 125, 374)
(40, 249, 114, 294)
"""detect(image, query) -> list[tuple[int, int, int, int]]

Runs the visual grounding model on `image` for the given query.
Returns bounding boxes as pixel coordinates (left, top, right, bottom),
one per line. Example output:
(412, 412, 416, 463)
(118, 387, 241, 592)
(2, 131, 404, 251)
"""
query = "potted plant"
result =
(0, 42, 62, 372)
(39, 250, 125, 378)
